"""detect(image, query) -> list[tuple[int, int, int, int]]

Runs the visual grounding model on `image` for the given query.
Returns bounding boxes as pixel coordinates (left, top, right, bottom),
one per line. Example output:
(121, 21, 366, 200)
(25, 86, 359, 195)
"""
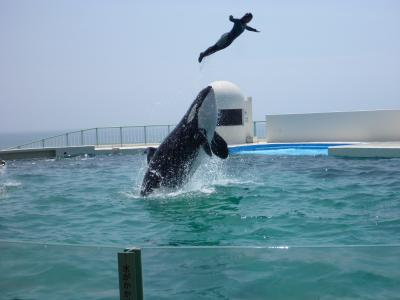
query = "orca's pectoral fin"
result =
(211, 132, 229, 159)
(198, 129, 212, 157)
(203, 142, 212, 157)
(145, 147, 157, 164)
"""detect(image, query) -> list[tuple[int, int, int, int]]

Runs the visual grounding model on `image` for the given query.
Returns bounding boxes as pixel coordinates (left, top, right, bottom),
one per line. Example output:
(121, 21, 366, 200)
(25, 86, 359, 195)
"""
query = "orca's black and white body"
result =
(140, 86, 228, 196)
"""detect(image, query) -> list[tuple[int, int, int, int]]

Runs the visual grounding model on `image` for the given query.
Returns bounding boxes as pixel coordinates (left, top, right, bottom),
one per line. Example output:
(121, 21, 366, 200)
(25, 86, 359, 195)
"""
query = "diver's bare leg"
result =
(199, 45, 220, 62)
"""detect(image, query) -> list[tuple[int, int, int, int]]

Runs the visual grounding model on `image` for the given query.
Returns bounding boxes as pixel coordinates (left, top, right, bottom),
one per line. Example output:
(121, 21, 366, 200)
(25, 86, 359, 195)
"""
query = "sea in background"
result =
(0, 130, 71, 150)
(1, 151, 400, 299)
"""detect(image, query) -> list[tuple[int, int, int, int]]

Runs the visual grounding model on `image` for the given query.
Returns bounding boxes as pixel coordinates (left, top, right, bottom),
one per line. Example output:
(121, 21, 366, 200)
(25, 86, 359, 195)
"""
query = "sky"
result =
(1, 0, 399, 133)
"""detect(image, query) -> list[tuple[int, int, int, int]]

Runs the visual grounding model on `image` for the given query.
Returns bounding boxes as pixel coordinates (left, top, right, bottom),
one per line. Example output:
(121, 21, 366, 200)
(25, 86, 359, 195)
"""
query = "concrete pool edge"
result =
(328, 142, 400, 158)
(2, 142, 400, 160)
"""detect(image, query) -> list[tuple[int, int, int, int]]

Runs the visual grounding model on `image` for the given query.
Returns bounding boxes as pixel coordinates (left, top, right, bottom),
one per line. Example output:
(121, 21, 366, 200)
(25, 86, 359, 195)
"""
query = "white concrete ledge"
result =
(0, 146, 95, 160)
(329, 143, 400, 158)
(0, 145, 152, 160)
(3, 142, 400, 160)
(94, 146, 148, 155)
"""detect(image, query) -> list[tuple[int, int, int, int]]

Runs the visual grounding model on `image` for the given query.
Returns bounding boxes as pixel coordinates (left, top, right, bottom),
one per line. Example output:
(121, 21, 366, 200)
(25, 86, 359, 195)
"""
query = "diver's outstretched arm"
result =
(245, 25, 260, 32)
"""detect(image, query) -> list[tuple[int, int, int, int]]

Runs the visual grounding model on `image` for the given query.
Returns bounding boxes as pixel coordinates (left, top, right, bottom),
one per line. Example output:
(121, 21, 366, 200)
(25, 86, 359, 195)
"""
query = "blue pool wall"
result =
(229, 143, 350, 155)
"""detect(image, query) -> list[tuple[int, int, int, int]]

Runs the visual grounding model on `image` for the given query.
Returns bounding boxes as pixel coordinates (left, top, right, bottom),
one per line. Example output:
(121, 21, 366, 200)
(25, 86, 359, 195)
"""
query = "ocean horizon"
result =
(0, 130, 71, 150)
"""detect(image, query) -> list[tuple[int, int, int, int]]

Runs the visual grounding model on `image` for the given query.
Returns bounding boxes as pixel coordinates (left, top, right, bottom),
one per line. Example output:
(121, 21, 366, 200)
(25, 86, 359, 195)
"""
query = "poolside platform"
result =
(0, 145, 151, 160)
(94, 144, 158, 155)
(328, 142, 400, 158)
(0, 146, 96, 160)
(2, 142, 400, 160)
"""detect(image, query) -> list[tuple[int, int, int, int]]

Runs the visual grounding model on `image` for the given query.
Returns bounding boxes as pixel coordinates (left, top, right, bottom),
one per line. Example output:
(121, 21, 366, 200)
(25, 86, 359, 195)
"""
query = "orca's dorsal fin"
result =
(211, 132, 229, 159)
(145, 147, 157, 164)
(198, 129, 212, 157)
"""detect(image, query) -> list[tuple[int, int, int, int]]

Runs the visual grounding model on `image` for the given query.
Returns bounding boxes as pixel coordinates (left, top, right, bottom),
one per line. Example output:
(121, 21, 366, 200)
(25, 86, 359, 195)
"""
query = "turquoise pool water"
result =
(1, 152, 399, 299)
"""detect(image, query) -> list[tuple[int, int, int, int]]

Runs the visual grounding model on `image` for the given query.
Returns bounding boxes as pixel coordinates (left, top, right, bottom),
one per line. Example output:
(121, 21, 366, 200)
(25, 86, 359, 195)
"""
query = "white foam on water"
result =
(128, 141, 267, 200)
(4, 181, 22, 187)
(0, 180, 22, 199)
(126, 151, 265, 201)
(194, 156, 262, 187)
(120, 190, 142, 200)
(0, 186, 5, 198)
(130, 153, 260, 200)
(0, 164, 7, 175)
(121, 186, 215, 201)
(156, 185, 216, 199)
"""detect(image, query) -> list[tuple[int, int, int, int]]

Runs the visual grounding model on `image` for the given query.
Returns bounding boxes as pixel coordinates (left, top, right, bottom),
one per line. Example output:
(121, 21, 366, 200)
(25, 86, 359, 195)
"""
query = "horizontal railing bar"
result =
(1, 129, 94, 150)
(0, 239, 122, 250)
(0, 239, 398, 250)
(3, 122, 266, 150)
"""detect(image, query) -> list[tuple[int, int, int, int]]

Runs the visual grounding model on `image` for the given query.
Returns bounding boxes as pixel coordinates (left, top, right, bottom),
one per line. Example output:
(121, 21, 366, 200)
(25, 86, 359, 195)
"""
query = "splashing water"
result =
(132, 153, 233, 199)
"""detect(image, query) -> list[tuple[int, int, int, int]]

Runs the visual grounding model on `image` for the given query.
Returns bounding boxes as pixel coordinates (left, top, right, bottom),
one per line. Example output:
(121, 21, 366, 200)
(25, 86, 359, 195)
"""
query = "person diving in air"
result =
(198, 13, 260, 63)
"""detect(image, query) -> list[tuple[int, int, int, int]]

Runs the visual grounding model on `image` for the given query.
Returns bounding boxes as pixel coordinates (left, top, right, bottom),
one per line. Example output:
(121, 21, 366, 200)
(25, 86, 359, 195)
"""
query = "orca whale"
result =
(140, 86, 228, 196)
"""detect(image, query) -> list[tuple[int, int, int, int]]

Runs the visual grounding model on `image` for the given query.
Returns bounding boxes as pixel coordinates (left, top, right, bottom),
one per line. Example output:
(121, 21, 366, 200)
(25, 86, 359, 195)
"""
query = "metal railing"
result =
(5, 121, 267, 150)
(253, 120, 266, 140)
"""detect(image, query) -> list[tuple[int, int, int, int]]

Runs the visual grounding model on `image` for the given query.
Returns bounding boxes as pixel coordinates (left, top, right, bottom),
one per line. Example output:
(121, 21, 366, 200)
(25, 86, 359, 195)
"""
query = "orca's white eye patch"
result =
(187, 103, 197, 123)
(197, 90, 217, 141)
